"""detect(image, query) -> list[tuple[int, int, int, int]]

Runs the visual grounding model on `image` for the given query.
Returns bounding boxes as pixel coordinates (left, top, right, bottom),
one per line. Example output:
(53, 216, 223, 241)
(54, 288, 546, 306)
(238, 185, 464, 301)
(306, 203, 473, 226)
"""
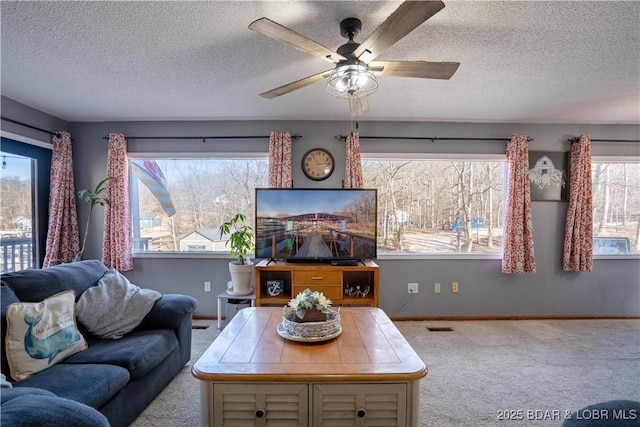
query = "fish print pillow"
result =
(5, 290, 87, 381)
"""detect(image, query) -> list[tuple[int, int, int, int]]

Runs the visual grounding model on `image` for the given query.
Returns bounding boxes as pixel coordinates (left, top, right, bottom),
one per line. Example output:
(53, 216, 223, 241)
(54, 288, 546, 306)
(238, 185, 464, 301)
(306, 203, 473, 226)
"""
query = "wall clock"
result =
(302, 148, 334, 181)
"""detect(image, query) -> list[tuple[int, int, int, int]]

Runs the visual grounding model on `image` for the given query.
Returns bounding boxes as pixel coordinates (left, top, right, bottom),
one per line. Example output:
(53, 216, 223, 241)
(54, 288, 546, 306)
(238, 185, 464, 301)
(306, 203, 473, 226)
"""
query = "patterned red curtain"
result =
(43, 131, 80, 266)
(102, 133, 133, 271)
(502, 134, 536, 274)
(563, 135, 593, 271)
(268, 131, 292, 188)
(344, 131, 363, 189)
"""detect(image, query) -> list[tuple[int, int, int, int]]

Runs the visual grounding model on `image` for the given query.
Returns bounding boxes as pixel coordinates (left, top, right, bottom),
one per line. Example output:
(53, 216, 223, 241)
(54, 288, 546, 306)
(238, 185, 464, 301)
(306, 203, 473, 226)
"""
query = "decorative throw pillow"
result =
(75, 268, 162, 339)
(5, 290, 87, 381)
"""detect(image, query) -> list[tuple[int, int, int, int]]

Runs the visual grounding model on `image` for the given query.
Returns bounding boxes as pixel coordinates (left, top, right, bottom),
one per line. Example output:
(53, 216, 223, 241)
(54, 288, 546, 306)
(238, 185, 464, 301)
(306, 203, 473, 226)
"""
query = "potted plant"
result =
(75, 177, 111, 261)
(218, 213, 255, 295)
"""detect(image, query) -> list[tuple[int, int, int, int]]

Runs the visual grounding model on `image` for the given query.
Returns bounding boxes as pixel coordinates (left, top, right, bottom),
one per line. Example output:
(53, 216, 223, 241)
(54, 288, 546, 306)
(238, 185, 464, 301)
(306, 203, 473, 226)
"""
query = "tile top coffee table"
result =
(192, 306, 427, 426)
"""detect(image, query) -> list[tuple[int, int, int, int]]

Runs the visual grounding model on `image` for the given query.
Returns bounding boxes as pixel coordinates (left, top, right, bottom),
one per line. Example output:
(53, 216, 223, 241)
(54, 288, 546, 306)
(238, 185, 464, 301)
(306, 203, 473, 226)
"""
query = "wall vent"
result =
(192, 325, 210, 330)
(426, 326, 453, 332)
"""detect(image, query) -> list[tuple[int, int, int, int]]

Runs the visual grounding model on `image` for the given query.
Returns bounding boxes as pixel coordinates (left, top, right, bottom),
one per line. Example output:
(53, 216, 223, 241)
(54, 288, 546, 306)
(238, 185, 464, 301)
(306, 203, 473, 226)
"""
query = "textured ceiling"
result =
(1, 1, 639, 124)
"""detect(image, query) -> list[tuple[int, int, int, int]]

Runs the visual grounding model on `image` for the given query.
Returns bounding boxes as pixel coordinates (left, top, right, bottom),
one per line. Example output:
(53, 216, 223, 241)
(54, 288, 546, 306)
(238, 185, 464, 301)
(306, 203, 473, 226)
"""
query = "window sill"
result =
(132, 251, 639, 261)
(593, 253, 640, 260)
(377, 252, 502, 260)
(132, 252, 503, 261)
(133, 251, 233, 260)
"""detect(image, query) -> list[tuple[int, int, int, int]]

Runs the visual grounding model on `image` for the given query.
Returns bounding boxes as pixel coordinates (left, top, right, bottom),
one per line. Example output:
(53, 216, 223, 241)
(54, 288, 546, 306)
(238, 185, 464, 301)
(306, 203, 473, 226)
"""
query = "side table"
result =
(216, 289, 256, 330)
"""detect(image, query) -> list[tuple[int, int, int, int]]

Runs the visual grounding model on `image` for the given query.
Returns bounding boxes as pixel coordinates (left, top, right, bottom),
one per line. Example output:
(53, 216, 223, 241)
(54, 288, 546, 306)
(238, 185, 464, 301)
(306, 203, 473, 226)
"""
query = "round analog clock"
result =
(302, 148, 334, 181)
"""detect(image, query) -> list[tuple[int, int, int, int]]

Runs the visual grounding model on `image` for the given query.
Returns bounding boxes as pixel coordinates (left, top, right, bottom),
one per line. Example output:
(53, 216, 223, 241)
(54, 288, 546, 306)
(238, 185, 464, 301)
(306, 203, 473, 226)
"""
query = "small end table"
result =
(216, 289, 256, 330)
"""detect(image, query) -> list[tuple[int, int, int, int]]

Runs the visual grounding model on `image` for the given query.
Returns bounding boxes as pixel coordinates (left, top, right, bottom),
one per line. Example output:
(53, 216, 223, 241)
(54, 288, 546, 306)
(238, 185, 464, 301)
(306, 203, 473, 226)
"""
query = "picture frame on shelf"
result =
(528, 151, 569, 201)
(266, 279, 284, 297)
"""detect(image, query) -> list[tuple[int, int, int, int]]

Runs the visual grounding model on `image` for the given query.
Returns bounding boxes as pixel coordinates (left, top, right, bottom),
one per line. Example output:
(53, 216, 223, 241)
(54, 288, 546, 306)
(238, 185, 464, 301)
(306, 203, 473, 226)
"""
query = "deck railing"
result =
(1, 237, 34, 273)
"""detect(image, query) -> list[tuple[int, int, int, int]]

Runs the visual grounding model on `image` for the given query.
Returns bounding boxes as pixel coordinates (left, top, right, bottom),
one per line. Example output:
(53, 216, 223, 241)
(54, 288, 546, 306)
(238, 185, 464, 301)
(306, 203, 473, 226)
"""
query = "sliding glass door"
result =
(0, 137, 51, 271)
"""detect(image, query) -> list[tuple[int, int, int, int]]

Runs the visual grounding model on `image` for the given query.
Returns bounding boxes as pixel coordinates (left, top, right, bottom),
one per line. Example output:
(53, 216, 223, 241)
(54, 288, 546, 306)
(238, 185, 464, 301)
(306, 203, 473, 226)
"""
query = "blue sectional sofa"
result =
(1, 260, 198, 427)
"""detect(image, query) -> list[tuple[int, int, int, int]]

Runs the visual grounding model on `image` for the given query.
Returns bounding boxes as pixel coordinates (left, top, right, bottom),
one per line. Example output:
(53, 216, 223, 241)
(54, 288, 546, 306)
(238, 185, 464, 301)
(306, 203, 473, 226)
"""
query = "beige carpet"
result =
(130, 318, 640, 427)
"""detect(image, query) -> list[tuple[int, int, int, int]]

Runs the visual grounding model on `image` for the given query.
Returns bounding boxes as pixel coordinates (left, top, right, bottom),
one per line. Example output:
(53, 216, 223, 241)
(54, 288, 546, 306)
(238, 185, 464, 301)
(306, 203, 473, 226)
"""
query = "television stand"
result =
(254, 260, 379, 307)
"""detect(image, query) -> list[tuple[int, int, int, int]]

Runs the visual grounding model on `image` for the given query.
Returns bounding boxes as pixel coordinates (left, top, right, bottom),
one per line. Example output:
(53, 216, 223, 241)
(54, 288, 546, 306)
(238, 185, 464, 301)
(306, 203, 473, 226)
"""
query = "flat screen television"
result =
(255, 188, 377, 263)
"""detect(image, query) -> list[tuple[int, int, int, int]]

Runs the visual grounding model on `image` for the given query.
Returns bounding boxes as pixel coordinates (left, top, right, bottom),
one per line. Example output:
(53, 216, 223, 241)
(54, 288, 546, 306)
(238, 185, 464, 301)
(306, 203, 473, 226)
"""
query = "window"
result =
(592, 158, 640, 255)
(362, 156, 506, 256)
(129, 157, 268, 253)
(0, 137, 51, 271)
(129, 154, 638, 258)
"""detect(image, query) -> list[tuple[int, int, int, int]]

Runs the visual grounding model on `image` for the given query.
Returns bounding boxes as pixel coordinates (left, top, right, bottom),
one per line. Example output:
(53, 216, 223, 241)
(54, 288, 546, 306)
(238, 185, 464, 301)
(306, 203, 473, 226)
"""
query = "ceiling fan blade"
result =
(249, 18, 345, 64)
(354, 1, 445, 63)
(371, 61, 460, 79)
(259, 69, 333, 99)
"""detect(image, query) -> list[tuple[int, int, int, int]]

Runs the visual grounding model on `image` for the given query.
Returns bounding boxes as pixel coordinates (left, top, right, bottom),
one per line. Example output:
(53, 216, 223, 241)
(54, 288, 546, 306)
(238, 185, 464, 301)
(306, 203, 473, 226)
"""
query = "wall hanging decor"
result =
(528, 151, 569, 201)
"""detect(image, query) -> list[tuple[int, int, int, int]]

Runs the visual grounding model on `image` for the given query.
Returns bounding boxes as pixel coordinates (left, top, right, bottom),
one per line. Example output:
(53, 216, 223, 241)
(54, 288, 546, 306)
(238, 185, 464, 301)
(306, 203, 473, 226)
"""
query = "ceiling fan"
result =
(248, 0, 460, 100)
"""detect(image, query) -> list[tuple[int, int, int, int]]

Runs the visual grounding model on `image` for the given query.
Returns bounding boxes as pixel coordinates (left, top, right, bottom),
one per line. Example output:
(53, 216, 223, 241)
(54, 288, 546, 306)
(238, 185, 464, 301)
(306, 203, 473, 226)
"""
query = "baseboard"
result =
(194, 315, 219, 320)
(391, 315, 640, 321)
(195, 314, 640, 322)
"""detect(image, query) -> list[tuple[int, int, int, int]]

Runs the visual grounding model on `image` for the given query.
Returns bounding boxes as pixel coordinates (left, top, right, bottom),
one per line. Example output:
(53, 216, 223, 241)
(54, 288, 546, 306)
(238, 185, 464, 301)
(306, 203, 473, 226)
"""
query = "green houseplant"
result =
(218, 213, 255, 295)
(75, 177, 111, 261)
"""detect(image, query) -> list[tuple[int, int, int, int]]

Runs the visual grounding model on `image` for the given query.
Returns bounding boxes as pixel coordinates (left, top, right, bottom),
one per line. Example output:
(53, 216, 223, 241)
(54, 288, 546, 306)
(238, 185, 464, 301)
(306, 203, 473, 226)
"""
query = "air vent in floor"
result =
(426, 327, 453, 332)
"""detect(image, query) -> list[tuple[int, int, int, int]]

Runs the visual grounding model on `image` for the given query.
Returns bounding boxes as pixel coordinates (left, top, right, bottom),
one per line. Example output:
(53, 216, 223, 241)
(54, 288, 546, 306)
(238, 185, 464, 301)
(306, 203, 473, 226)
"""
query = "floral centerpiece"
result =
(288, 288, 332, 322)
(278, 289, 342, 341)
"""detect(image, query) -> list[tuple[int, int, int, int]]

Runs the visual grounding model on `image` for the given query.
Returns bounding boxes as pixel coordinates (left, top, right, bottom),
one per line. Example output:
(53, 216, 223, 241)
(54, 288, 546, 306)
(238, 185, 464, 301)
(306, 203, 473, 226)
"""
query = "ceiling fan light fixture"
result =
(326, 61, 377, 100)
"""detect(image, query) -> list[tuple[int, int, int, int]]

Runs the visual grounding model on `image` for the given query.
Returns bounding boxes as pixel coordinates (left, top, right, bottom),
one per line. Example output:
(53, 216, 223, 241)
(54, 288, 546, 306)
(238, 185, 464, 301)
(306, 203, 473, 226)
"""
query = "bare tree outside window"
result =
(130, 158, 268, 253)
(592, 160, 640, 254)
(362, 158, 505, 254)
(127, 156, 639, 256)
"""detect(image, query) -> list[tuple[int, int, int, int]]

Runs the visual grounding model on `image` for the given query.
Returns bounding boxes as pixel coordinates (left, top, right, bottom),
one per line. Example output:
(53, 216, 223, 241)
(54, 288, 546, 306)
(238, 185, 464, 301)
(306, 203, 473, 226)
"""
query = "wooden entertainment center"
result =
(254, 259, 379, 307)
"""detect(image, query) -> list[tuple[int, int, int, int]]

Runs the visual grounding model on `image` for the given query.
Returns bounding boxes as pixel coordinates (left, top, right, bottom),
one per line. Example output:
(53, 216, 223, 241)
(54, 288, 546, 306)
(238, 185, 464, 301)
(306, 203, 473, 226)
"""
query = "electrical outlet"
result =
(434, 283, 441, 293)
(408, 283, 419, 293)
(452, 282, 459, 293)
(204, 281, 211, 292)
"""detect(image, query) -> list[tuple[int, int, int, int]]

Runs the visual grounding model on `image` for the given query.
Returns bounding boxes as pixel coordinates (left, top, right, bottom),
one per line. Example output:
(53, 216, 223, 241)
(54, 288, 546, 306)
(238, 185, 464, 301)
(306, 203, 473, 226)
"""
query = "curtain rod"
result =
(1, 116, 62, 138)
(102, 133, 302, 142)
(567, 137, 640, 144)
(334, 134, 533, 142)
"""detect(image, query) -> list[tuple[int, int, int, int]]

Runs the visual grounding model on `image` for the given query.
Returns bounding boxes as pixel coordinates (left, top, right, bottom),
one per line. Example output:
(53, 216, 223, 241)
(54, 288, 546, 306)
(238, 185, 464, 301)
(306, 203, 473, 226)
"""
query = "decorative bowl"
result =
(277, 308, 341, 342)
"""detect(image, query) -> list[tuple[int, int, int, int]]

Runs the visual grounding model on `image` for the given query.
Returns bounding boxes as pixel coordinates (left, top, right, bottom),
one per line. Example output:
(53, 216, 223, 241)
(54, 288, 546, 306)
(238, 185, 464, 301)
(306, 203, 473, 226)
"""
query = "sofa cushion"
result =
(5, 291, 87, 381)
(63, 329, 178, 380)
(1, 282, 21, 379)
(563, 400, 640, 426)
(0, 386, 56, 404)
(76, 268, 162, 339)
(1, 259, 108, 302)
(1, 394, 111, 427)
(135, 293, 198, 331)
(14, 363, 130, 409)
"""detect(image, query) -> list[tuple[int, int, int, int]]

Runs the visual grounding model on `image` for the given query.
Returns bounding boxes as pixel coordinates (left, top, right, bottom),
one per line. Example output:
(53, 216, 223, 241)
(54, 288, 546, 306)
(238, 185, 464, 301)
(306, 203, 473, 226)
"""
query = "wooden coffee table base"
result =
(192, 307, 427, 426)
